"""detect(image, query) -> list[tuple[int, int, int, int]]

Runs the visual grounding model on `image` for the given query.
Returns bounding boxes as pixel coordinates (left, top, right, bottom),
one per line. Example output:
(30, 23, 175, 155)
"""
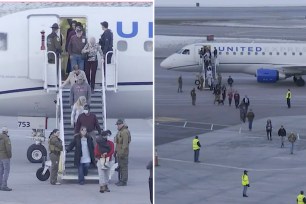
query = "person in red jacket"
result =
(94, 130, 114, 193)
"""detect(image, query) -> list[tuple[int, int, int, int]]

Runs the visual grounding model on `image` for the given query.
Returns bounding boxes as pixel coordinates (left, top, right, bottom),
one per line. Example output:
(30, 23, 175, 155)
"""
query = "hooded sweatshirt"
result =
(70, 81, 91, 106)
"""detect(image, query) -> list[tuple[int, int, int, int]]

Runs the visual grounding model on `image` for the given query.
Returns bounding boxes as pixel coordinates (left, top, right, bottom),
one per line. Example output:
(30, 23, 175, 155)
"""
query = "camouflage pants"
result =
(50, 153, 60, 184)
(118, 155, 129, 183)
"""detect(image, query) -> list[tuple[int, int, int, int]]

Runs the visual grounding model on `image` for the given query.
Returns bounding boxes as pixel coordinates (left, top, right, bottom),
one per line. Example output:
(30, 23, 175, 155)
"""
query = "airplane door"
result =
(28, 15, 59, 81)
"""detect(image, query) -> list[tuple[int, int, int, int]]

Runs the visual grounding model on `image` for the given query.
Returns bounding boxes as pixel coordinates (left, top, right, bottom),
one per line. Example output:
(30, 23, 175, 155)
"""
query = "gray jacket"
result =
(70, 81, 91, 106)
(0, 133, 12, 159)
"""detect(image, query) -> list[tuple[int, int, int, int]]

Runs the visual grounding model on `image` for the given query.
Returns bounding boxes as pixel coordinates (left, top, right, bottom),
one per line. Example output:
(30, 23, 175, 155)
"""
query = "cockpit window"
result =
(0, 33, 7, 51)
(176, 49, 183, 54)
(182, 49, 190, 55)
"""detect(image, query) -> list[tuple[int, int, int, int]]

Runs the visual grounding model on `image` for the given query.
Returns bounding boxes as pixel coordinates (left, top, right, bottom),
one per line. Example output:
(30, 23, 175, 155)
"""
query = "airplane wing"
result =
(279, 65, 306, 75)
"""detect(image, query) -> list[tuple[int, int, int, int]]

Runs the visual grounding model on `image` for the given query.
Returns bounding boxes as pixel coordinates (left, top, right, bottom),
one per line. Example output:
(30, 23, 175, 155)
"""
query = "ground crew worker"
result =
(286, 89, 291, 108)
(297, 191, 306, 204)
(227, 75, 234, 87)
(234, 91, 240, 109)
(288, 132, 297, 154)
(213, 47, 217, 58)
(191, 88, 196, 106)
(115, 119, 131, 186)
(48, 129, 63, 185)
(278, 125, 286, 148)
(178, 75, 183, 93)
(242, 170, 249, 197)
(193, 136, 201, 162)
(47, 23, 62, 64)
(246, 109, 255, 131)
(0, 127, 12, 191)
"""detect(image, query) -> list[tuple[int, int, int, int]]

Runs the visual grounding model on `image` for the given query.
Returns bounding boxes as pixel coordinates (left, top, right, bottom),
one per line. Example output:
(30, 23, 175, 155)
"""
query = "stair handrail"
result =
(101, 56, 107, 130)
(105, 49, 118, 92)
(44, 51, 57, 91)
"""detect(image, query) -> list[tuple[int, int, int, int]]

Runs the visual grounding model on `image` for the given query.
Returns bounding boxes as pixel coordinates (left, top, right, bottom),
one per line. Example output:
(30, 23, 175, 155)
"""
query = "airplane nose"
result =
(160, 57, 172, 69)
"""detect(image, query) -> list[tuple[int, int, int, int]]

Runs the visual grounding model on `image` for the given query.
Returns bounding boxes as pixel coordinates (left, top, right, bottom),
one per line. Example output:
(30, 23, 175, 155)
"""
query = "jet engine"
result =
(256, 68, 285, 83)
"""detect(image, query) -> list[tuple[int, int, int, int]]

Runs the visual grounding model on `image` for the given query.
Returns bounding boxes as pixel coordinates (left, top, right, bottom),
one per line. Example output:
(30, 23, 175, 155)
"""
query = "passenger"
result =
(71, 96, 87, 127)
(239, 102, 246, 123)
(99, 21, 113, 73)
(60, 64, 88, 88)
(48, 129, 63, 185)
(115, 119, 131, 186)
(192, 136, 201, 162)
(190, 88, 196, 106)
(213, 47, 217, 58)
(217, 73, 222, 85)
(146, 160, 153, 204)
(94, 130, 114, 193)
(286, 89, 291, 108)
(242, 170, 250, 197)
(221, 84, 226, 102)
(178, 75, 183, 93)
(199, 75, 204, 90)
(234, 91, 240, 109)
(66, 126, 95, 185)
(68, 26, 87, 71)
(47, 23, 62, 64)
(206, 67, 213, 90)
(242, 95, 250, 112)
(0, 127, 12, 191)
(82, 37, 103, 92)
(74, 104, 102, 146)
(266, 119, 273, 141)
(288, 132, 297, 154)
(228, 89, 233, 106)
(65, 20, 77, 74)
(227, 75, 234, 87)
(278, 125, 286, 148)
(246, 109, 255, 131)
(69, 75, 91, 108)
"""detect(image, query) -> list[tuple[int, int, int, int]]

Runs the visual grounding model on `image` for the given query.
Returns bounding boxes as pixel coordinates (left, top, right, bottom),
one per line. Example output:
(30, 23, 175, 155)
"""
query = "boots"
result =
(104, 185, 110, 192)
(99, 185, 106, 193)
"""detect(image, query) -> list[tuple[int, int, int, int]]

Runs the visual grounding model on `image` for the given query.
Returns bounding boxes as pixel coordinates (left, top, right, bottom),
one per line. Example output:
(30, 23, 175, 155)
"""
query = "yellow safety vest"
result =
(286, 91, 291, 99)
(193, 138, 200, 150)
(241, 174, 249, 186)
(297, 194, 305, 204)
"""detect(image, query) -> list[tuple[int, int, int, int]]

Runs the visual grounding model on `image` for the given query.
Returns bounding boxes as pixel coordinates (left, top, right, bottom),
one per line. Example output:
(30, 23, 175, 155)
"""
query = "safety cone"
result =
(155, 149, 159, 166)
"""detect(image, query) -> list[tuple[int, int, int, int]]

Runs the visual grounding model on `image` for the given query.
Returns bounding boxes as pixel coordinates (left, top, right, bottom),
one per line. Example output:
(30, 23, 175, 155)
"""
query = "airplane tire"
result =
(27, 144, 47, 163)
(296, 78, 305, 87)
(195, 80, 200, 85)
(36, 167, 50, 181)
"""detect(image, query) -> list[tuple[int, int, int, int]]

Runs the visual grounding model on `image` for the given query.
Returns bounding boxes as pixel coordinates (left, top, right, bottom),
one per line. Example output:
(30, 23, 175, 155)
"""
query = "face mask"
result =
(83, 110, 89, 114)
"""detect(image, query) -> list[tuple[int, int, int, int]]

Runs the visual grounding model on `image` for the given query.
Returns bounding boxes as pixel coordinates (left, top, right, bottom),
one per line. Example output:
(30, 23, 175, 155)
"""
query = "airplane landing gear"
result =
(296, 77, 305, 87)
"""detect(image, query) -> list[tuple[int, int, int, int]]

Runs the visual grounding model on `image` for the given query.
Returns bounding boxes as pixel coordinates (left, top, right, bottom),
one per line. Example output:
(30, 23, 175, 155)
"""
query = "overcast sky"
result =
(155, 0, 306, 7)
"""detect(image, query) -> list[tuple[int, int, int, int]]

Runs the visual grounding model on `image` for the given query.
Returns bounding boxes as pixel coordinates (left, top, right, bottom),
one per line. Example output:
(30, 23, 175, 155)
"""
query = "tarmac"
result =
(156, 116, 306, 204)
(0, 117, 152, 204)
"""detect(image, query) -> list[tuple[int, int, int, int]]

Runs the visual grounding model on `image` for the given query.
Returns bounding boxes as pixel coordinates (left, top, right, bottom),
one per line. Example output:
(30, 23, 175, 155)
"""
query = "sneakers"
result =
(104, 185, 110, 192)
(115, 181, 127, 186)
(51, 182, 61, 185)
(1, 186, 12, 191)
(101, 165, 109, 170)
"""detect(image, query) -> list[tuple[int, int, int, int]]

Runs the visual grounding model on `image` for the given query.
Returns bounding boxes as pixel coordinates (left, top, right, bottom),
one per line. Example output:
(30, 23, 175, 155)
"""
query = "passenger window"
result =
(240, 52, 243, 55)
(255, 52, 258, 55)
(248, 52, 251, 55)
(0, 33, 7, 51)
(117, 40, 127, 52)
(182, 49, 190, 55)
(300, 52, 303, 56)
(269, 52, 272, 55)
(262, 52, 265, 55)
(226, 52, 229, 55)
(233, 52, 236, 55)
(292, 52, 295, 56)
(284, 52, 287, 55)
(144, 41, 152, 52)
(277, 52, 280, 55)
(219, 52, 222, 55)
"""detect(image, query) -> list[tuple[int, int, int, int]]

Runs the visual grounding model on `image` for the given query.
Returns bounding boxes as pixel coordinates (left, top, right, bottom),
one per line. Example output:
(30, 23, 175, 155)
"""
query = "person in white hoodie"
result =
(71, 96, 87, 127)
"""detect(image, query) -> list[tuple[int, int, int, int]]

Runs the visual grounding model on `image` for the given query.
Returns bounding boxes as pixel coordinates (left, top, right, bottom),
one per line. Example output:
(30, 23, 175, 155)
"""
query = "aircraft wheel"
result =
(293, 76, 297, 82)
(27, 144, 47, 163)
(296, 78, 305, 87)
(195, 80, 200, 85)
(36, 167, 50, 181)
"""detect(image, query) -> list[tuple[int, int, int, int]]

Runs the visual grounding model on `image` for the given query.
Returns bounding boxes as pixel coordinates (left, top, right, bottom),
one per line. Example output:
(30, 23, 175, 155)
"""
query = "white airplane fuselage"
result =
(161, 43, 306, 84)
(0, 6, 153, 118)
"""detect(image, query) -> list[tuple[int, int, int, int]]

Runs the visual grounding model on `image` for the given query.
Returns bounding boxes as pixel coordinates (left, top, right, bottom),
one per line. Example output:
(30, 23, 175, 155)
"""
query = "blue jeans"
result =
(70, 54, 84, 71)
(78, 163, 90, 184)
(194, 149, 200, 162)
(243, 185, 248, 195)
(248, 120, 253, 130)
(0, 159, 10, 188)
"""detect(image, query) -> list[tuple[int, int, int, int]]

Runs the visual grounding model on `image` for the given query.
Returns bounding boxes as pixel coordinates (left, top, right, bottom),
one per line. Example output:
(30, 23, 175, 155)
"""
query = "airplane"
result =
(0, 5, 153, 121)
(160, 42, 306, 87)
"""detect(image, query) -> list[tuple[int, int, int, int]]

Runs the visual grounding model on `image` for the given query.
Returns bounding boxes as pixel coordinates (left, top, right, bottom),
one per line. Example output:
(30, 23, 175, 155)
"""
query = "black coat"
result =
(66, 134, 95, 166)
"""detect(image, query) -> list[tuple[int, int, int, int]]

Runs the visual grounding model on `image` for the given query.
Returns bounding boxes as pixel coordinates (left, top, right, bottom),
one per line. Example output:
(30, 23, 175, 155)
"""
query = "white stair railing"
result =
(101, 58, 107, 130)
(105, 50, 118, 92)
(44, 51, 57, 91)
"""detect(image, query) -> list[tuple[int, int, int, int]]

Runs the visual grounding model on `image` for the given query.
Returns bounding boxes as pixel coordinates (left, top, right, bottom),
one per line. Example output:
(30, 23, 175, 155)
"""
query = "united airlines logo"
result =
(117, 22, 153, 39)
(217, 46, 306, 52)
(218, 46, 262, 52)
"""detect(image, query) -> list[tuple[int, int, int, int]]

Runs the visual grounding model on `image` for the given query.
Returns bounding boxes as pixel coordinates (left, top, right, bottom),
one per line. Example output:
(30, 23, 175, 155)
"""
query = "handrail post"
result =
(101, 56, 107, 130)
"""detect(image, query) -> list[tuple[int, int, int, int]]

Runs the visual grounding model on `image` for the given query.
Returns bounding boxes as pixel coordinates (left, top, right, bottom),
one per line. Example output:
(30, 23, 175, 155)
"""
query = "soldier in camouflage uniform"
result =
(115, 119, 131, 186)
(48, 129, 63, 185)
(0, 127, 12, 191)
(47, 23, 62, 64)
